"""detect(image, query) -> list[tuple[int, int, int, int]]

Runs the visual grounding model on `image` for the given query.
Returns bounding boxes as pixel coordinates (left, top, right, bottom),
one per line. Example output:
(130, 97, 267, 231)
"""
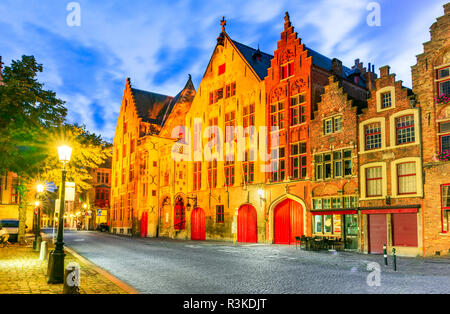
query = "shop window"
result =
(291, 142, 307, 179)
(270, 101, 285, 130)
(290, 94, 306, 126)
(366, 166, 382, 197)
(396, 115, 415, 145)
(397, 162, 417, 195)
(312, 215, 340, 235)
(365, 123, 382, 150)
(216, 205, 224, 223)
(381, 91, 392, 108)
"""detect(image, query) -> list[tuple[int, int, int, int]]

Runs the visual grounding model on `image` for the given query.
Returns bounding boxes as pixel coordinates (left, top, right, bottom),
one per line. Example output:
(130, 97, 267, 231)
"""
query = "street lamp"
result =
(48, 144, 72, 284)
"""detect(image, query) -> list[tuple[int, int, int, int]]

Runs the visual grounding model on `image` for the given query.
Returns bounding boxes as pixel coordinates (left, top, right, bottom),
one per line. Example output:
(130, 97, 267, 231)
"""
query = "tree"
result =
(0, 56, 67, 243)
(41, 123, 111, 193)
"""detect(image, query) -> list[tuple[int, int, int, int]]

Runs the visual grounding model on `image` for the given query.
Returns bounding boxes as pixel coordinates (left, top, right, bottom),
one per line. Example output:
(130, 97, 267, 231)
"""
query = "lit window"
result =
(397, 162, 416, 195)
(396, 115, 415, 145)
(271, 147, 285, 182)
(365, 123, 382, 150)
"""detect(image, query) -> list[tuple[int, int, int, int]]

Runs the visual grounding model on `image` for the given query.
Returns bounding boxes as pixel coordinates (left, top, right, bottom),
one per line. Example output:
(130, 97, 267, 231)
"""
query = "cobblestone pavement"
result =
(56, 230, 450, 294)
(0, 234, 129, 294)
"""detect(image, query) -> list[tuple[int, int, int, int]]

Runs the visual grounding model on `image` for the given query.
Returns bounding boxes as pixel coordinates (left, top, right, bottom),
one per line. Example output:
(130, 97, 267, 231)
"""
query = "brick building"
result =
(412, 3, 450, 256)
(109, 6, 450, 256)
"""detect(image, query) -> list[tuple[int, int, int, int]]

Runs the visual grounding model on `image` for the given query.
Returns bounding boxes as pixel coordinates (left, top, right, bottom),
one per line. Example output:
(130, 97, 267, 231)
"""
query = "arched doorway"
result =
(274, 199, 303, 244)
(140, 211, 148, 238)
(238, 204, 257, 243)
(191, 207, 205, 240)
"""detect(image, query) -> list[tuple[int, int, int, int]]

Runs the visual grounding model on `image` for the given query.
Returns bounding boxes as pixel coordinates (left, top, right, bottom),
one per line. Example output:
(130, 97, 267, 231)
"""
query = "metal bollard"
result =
(383, 244, 388, 266)
(392, 248, 397, 271)
(34, 236, 42, 252)
(63, 262, 81, 294)
(39, 241, 48, 261)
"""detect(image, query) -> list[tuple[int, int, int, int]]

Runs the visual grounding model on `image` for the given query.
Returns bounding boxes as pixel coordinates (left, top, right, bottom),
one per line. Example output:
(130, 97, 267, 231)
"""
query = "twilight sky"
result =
(0, 0, 447, 142)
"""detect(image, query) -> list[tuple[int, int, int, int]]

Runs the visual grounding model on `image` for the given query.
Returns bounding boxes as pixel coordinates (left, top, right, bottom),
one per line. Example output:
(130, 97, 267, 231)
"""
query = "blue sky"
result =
(0, 0, 447, 141)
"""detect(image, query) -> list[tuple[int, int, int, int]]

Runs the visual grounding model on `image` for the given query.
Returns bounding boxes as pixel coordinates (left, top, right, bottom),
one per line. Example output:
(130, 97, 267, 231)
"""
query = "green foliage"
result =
(41, 124, 112, 193)
(0, 55, 67, 177)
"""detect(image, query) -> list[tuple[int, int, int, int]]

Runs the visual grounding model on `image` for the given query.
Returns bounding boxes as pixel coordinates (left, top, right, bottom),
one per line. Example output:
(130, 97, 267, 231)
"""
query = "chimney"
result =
(331, 58, 343, 77)
(379, 65, 390, 77)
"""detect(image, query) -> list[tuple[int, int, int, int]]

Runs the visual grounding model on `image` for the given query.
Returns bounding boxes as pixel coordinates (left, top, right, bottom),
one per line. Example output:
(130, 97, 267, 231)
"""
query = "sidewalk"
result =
(0, 234, 134, 294)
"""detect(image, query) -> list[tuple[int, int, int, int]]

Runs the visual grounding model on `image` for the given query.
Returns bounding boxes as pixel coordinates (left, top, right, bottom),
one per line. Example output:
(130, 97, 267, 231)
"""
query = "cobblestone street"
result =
(57, 230, 450, 294)
(0, 235, 131, 294)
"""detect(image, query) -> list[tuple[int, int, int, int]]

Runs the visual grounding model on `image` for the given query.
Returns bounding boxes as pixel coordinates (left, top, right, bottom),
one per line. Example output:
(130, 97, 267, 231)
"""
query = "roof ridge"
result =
(231, 39, 273, 58)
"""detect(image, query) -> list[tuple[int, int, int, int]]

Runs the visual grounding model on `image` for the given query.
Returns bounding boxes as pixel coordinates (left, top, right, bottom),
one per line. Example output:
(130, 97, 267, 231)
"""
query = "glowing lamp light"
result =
(34, 201, 40, 207)
(36, 184, 45, 193)
(58, 145, 72, 163)
(257, 189, 265, 198)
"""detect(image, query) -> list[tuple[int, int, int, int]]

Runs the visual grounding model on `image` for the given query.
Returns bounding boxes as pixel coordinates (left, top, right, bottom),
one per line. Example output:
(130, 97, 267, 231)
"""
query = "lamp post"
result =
(48, 145, 72, 284)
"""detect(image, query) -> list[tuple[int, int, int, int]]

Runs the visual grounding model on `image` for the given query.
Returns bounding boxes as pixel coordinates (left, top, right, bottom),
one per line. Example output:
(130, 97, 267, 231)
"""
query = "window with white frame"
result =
(366, 166, 382, 197)
(437, 66, 450, 96)
(439, 121, 450, 152)
(365, 122, 382, 150)
(397, 162, 417, 195)
(396, 115, 415, 145)
(381, 91, 392, 109)
(324, 116, 342, 135)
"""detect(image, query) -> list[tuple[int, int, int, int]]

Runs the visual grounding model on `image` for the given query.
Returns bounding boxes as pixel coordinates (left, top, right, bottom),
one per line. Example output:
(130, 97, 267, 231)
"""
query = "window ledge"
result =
(439, 233, 450, 236)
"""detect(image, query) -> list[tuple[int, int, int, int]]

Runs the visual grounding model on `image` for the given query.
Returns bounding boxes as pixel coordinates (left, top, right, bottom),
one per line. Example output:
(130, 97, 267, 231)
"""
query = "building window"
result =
(291, 142, 307, 179)
(270, 101, 285, 130)
(208, 160, 217, 188)
(216, 205, 224, 223)
(218, 63, 226, 75)
(225, 112, 235, 187)
(324, 116, 342, 135)
(366, 166, 383, 197)
(280, 62, 294, 80)
(243, 161, 254, 184)
(226, 82, 236, 98)
(397, 162, 417, 195)
(365, 122, 382, 150)
(209, 92, 214, 105)
(193, 162, 201, 191)
(130, 139, 135, 154)
(290, 94, 306, 126)
(439, 121, 450, 152)
(396, 115, 415, 145)
(129, 165, 134, 182)
(312, 214, 342, 235)
(437, 66, 450, 96)
(271, 146, 285, 182)
(381, 91, 392, 108)
(441, 184, 450, 232)
(314, 149, 351, 181)
(214, 88, 224, 103)
(243, 104, 255, 128)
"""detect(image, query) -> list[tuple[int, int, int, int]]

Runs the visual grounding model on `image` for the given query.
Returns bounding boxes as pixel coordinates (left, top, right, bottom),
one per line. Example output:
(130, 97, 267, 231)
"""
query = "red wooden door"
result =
(392, 213, 418, 247)
(140, 212, 148, 238)
(274, 199, 303, 244)
(368, 214, 387, 254)
(191, 207, 205, 241)
(237, 205, 257, 243)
